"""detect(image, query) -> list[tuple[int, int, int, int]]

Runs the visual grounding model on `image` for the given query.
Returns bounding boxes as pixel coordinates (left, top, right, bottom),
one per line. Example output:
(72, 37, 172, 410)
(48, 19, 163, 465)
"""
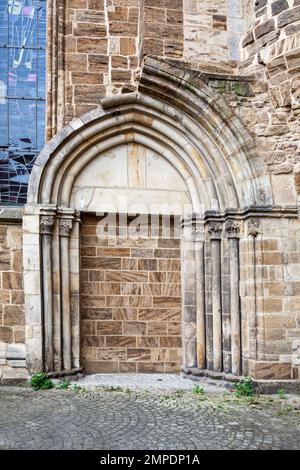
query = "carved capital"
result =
(208, 222, 223, 240)
(247, 219, 261, 237)
(40, 215, 55, 236)
(225, 220, 240, 238)
(59, 218, 73, 237)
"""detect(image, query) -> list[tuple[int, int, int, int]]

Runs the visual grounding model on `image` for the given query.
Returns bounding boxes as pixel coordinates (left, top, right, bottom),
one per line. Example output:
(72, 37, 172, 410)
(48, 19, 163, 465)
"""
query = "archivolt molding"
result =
(27, 57, 272, 214)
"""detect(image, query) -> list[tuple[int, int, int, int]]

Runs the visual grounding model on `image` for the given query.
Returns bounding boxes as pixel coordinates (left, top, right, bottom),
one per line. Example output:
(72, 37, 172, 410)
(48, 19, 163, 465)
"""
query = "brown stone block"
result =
(121, 283, 142, 295)
(81, 308, 113, 320)
(108, 6, 128, 22)
(248, 359, 291, 379)
(261, 252, 283, 265)
(111, 69, 132, 82)
(81, 224, 97, 235)
(113, 308, 137, 320)
(142, 38, 163, 55)
(128, 7, 139, 23)
(72, 71, 103, 85)
(81, 247, 96, 257)
(255, 18, 275, 39)
(74, 84, 106, 104)
(149, 272, 167, 283)
(164, 362, 181, 373)
(77, 37, 107, 53)
(97, 321, 122, 335)
(97, 348, 126, 361)
(144, 0, 182, 9)
(129, 296, 152, 308)
(168, 348, 182, 362)
(81, 320, 96, 335)
(138, 362, 164, 373)
(96, 247, 130, 257)
(82, 360, 118, 373)
(106, 296, 129, 307)
(81, 257, 121, 270)
(81, 295, 106, 308)
(158, 238, 180, 248)
(69, 1, 88, 8)
(75, 9, 105, 23)
(11, 251, 22, 272)
(139, 308, 181, 322)
(110, 22, 138, 36)
(119, 361, 137, 372)
(127, 348, 151, 361)
(164, 40, 183, 58)
(0, 326, 13, 343)
(166, 9, 182, 24)
(144, 7, 166, 23)
(154, 249, 180, 259)
(153, 296, 181, 308)
(158, 259, 181, 271)
(161, 284, 181, 296)
(2, 272, 23, 290)
(105, 270, 148, 282)
(0, 251, 10, 271)
(81, 336, 105, 347)
(263, 299, 283, 313)
(10, 290, 24, 305)
(81, 235, 102, 246)
(137, 336, 159, 348)
(88, 271, 105, 282)
(88, 0, 104, 9)
(81, 345, 97, 359)
(147, 322, 167, 335)
(65, 53, 87, 71)
(151, 348, 168, 362)
(142, 283, 162, 296)
(137, 259, 157, 271)
(144, 23, 183, 40)
(106, 336, 136, 347)
(111, 55, 128, 68)
(0, 290, 10, 304)
(167, 322, 181, 335)
(120, 37, 136, 55)
(121, 258, 138, 270)
(160, 336, 181, 348)
(14, 329, 25, 343)
(123, 321, 146, 335)
(88, 54, 109, 72)
(3, 305, 24, 326)
(131, 248, 153, 258)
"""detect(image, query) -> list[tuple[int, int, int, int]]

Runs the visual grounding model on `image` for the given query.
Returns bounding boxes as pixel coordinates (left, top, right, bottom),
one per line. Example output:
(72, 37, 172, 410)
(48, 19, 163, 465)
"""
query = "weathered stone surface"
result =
(278, 6, 300, 27)
(255, 18, 275, 39)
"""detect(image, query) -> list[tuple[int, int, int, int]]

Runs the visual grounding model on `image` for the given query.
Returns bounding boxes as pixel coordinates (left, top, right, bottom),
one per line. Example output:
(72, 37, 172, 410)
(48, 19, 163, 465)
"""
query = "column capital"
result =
(247, 218, 261, 237)
(225, 220, 241, 239)
(40, 215, 55, 235)
(208, 222, 223, 240)
(59, 218, 73, 237)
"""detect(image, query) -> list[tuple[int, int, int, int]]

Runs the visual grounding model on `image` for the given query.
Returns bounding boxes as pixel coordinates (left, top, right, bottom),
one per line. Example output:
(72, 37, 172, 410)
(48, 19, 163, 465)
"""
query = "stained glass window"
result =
(0, 0, 46, 204)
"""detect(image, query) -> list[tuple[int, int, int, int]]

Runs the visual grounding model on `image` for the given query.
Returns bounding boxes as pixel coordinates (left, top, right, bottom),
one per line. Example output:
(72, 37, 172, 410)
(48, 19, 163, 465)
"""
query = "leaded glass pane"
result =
(0, 0, 46, 205)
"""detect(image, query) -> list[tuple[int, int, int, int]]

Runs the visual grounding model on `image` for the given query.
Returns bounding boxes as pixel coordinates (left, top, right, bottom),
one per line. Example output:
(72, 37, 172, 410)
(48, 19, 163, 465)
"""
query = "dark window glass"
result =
(0, 0, 46, 205)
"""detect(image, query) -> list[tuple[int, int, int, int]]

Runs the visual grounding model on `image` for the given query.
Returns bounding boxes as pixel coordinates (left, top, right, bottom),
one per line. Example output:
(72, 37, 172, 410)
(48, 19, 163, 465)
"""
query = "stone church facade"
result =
(1, 0, 300, 383)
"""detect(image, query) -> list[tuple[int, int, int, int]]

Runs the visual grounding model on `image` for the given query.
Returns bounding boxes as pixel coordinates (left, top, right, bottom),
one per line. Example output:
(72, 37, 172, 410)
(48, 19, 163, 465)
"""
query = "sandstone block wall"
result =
(0, 221, 25, 378)
(80, 214, 182, 373)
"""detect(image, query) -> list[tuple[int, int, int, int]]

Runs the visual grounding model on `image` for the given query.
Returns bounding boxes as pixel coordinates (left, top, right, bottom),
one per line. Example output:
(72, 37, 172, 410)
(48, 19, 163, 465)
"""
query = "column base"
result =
(45, 367, 83, 379)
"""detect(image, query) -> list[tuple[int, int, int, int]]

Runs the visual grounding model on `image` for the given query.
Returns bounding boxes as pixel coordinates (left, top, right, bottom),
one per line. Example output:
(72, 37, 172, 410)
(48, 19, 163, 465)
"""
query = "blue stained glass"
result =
(0, 0, 46, 205)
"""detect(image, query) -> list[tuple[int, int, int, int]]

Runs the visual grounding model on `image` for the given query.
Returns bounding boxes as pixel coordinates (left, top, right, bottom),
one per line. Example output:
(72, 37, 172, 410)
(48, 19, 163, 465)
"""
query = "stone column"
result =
(247, 219, 261, 364)
(59, 216, 73, 371)
(194, 218, 206, 370)
(208, 223, 223, 372)
(181, 215, 197, 369)
(225, 220, 241, 376)
(40, 213, 55, 372)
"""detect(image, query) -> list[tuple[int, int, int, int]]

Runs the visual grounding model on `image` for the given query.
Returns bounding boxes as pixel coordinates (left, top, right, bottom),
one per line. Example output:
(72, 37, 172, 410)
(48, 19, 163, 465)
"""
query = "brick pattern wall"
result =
(80, 214, 182, 373)
(0, 224, 24, 346)
(140, 0, 183, 60)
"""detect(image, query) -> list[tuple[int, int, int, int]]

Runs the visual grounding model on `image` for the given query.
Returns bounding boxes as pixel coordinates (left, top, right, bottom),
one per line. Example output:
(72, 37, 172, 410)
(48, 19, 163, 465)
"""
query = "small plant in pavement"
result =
(233, 377, 255, 397)
(30, 372, 53, 391)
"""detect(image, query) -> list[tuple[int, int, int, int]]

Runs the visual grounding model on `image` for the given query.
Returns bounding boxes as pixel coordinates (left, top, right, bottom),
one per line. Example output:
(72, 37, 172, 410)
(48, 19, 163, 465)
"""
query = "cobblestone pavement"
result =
(0, 385, 299, 450)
